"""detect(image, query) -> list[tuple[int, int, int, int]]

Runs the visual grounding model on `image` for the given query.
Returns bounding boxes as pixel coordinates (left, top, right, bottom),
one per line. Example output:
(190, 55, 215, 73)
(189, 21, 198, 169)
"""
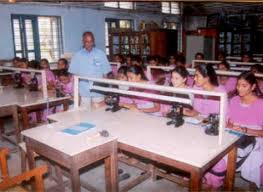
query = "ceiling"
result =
(2, 0, 263, 16)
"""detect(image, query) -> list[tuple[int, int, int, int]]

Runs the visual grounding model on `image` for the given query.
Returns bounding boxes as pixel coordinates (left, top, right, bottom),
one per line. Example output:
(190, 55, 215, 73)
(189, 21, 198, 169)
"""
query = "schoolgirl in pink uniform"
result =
(40, 58, 56, 90)
(116, 66, 133, 105)
(227, 72, 263, 189)
(161, 66, 190, 116)
(184, 63, 227, 189)
(120, 65, 160, 116)
(39, 59, 56, 120)
(56, 70, 74, 97)
(218, 61, 237, 96)
(251, 64, 263, 93)
(184, 64, 226, 117)
(57, 58, 69, 70)
(17, 58, 31, 86)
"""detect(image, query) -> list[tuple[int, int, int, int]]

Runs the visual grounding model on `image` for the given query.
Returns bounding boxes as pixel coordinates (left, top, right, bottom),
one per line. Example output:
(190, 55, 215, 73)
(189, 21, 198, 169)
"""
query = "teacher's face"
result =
(83, 35, 94, 51)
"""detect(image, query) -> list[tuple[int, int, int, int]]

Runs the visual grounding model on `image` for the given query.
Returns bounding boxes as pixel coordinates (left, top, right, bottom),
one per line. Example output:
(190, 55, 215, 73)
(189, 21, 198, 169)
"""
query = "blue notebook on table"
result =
(61, 122, 96, 135)
(225, 128, 243, 137)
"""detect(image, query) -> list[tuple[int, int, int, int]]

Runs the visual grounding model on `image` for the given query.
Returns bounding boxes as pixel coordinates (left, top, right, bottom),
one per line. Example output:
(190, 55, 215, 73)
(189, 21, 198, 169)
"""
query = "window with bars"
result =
(11, 15, 63, 63)
(161, 2, 180, 15)
(105, 19, 133, 55)
(104, 2, 135, 9)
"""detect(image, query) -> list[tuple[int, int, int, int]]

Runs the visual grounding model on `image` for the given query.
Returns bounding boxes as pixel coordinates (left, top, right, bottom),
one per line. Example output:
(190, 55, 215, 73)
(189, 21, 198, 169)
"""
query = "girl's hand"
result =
(227, 120, 242, 132)
(129, 105, 140, 112)
(227, 120, 234, 128)
(230, 125, 242, 132)
(123, 104, 140, 112)
(183, 108, 198, 117)
(183, 108, 191, 116)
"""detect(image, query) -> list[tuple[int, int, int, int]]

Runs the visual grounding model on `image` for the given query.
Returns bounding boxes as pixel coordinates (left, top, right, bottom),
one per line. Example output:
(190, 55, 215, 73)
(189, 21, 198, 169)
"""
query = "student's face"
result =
(195, 54, 204, 60)
(194, 70, 208, 87)
(218, 64, 228, 71)
(127, 72, 141, 82)
(217, 54, 225, 61)
(176, 61, 185, 67)
(83, 35, 94, 51)
(117, 73, 127, 81)
(59, 75, 70, 84)
(132, 61, 140, 66)
(57, 61, 67, 70)
(40, 61, 49, 69)
(126, 57, 132, 65)
(149, 60, 157, 66)
(12, 59, 19, 67)
(251, 67, 258, 74)
(171, 72, 186, 88)
(19, 62, 28, 69)
(236, 79, 255, 97)
(169, 56, 176, 65)
(242, 55, 250, 62)
(114, 55, 121, 63)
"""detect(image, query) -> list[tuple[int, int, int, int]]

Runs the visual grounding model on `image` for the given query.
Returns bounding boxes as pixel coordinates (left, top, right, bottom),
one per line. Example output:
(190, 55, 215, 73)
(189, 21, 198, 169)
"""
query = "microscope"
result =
(29, 75, 38, 91)
(13, 73, 24, 89)
(204, 114, 219, 136)
(105, 93, 121, 112)
(166, 102, 184, 127)
(55, 84, 65, 98)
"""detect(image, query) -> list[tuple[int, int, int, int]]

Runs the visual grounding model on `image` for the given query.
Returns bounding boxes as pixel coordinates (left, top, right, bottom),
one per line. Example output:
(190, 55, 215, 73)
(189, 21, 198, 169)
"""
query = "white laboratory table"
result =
(21, 118, 118, 192)
(45, 108, 240, 192)
(0, 87, 70, 143)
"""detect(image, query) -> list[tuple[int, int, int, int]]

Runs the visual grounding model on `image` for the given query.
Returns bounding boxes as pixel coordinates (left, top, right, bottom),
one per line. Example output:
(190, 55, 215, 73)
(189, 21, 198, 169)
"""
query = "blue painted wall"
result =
(0, 4, 180, 59)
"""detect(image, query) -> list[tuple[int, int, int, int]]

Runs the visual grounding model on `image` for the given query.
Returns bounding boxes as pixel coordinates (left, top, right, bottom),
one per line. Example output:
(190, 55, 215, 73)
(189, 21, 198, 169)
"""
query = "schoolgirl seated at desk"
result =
(184, 63, 226, 118)
(119, 65, 160, 116)
(182, 63, 227, 189)
(217, 61, 237, 97)
(227, 72, 263, 189)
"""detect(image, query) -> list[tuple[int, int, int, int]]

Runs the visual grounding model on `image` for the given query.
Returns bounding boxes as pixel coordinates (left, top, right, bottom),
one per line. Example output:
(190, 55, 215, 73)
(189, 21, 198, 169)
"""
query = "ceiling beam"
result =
(5, 0, 263, 2)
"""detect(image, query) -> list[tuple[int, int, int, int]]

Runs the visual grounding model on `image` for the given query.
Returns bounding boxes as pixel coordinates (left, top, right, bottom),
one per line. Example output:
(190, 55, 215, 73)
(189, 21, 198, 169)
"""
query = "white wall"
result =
(0, 3, 180, 60)
(184, 16, 207, 31)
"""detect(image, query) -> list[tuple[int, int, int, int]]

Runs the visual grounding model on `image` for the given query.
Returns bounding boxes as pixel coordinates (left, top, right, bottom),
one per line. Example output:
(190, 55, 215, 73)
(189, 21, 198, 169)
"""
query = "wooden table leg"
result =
(62, 100, 69, 111)
(25, 139, 36, 170)
(25, 138, 37, 191)
(54, 165, 65, 192)
(12, 106, 20, 143)
(0, 118, 4, 140)
(224, 146, 237, 191)
(69, 164, 81, 192)
(36, 111, 42, 124)
(190, 169, 201, 192)
(105, 143, 118, 192)
(21, 108, 29, 131)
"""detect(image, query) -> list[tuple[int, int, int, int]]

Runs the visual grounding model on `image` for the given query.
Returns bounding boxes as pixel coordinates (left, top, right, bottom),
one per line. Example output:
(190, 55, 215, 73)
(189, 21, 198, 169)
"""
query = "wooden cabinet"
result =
(109, 30, 177, 60)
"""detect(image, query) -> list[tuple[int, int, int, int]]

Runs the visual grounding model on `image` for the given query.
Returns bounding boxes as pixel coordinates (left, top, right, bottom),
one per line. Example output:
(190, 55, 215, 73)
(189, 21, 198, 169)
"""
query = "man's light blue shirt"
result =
(69, 47, 111, 97)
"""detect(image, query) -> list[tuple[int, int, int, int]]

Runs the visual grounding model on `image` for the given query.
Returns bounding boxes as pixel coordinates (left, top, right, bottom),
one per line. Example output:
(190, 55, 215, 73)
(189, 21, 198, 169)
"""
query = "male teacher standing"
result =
(69, 31, 112, 107)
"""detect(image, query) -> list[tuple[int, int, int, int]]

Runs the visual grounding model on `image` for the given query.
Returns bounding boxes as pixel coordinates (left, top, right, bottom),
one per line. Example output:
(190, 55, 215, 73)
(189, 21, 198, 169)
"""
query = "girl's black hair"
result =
(58, 58, 68, 66)
(195, 52, 204, 59)
(237, 71, 263, 98)
(171, 66, 189, 79)
(131, 55, 142, 63)
(242, 52, 253, 59)
(40, 58, 49, 64)
(29, 60, 40, 69)
(217, 51, 226, 58)
(176, 55, 186, 65)
(195, 63, 219, 86)
(251, 64, 263, 73)
(127, 65, 148, 81)
(57, 69, 70, 77)
(117, 66, 128, 76)
(218, 61, 230, 70)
